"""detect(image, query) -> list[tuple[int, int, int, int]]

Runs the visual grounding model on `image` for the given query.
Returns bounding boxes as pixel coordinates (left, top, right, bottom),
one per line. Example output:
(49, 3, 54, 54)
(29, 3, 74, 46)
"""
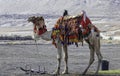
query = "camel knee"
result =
(99, 53, 103, 60)
(63, 52, 68, 61)
(89, 58, 94, 64)
(64, 55, 68, 61)
(57, 55, 61, 68)
(57, 55, 62, 60)
(99, 56, 103, 63)
(96, 52, 103, 61)
(57, 50, 62, 60)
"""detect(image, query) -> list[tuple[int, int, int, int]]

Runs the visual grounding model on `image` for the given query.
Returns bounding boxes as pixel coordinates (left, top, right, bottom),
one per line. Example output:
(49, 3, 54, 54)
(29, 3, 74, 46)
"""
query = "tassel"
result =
(52, 40, 57, 48)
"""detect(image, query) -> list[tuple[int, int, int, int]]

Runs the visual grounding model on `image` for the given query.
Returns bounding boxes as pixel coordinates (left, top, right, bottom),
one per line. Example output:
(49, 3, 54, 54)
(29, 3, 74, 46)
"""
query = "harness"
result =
(34, 24, 47, 35)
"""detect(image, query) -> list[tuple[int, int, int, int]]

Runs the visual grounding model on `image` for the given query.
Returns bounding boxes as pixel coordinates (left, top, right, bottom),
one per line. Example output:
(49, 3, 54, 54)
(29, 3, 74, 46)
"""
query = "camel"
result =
(28, 15, 103, 75)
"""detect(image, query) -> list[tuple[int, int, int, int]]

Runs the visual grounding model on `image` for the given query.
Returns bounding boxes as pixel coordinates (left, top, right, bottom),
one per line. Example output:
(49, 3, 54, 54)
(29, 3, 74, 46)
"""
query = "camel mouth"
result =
(28, 16, 47, 36)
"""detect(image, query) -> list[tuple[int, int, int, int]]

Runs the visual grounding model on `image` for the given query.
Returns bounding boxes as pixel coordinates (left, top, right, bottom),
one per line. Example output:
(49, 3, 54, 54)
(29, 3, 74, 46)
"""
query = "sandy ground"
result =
(0, 40, 120, 76)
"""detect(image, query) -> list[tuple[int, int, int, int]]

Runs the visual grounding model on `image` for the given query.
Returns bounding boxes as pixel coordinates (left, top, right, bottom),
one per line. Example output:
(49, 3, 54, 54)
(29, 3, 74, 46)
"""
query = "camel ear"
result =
(40, 16, 44, 20)
(37, 16, 44, 21)
(28, 16, 36, 22)
(27, 17, 31, 22)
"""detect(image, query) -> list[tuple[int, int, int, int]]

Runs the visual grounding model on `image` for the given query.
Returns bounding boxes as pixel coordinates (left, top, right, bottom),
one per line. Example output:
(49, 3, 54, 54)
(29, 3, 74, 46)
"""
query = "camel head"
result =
(28, 16, 45, 29)
(28, 16, 47, 36)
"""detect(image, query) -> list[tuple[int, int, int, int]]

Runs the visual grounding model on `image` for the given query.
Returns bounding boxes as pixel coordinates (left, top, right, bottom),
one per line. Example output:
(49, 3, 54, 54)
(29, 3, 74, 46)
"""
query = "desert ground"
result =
(0, 40, 120, 76)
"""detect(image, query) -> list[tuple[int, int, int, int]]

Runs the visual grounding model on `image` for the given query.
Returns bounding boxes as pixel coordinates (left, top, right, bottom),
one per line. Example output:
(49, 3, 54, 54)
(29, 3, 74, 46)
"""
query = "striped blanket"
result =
(51, 15, 83, 46)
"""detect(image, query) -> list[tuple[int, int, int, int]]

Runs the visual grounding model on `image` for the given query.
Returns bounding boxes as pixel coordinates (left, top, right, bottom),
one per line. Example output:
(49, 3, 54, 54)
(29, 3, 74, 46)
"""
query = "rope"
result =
(34, 40, 39, 54)
(34, 40, 42, 58)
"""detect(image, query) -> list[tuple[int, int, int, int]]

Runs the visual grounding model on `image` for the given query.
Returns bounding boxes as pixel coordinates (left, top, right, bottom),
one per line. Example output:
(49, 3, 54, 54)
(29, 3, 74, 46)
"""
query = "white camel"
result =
(28, 15, 103, 75)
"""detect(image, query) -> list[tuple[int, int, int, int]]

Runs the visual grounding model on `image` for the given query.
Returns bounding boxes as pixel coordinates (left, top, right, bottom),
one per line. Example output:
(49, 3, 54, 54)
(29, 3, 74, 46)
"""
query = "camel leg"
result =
(95, 39, 103, 74)
(83, 44, 95, 75)
(62, 44, 68, 74)
(95, 51, 102, 75)
(53, 41, 62, 74)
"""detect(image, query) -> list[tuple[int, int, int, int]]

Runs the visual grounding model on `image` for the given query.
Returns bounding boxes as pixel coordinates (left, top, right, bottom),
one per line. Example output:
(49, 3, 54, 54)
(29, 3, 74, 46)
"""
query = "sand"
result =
(0, 40, 120, 76)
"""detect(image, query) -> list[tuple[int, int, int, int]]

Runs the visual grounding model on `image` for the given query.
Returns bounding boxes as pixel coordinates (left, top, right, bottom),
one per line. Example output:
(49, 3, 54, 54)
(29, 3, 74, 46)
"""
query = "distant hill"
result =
(0, 0, 120, 16)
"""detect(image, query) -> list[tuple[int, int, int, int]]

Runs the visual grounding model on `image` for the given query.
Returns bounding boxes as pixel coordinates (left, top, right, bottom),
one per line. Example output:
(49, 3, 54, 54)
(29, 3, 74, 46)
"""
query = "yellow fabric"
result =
(51, 17, 82, 45)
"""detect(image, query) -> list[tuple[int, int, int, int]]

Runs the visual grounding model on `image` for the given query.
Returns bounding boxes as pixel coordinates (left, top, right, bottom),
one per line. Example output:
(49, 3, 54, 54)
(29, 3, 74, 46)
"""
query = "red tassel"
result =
(52, 40, 57, 48)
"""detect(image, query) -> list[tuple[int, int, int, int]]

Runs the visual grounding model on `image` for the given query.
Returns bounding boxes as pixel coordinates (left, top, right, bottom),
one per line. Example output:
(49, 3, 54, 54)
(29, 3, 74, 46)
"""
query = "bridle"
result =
(28, 16, 47, 35)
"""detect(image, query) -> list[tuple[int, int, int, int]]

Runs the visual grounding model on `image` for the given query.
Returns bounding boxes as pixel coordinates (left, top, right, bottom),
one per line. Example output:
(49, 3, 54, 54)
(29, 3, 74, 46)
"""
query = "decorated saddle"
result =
(51, 15, 83, 47)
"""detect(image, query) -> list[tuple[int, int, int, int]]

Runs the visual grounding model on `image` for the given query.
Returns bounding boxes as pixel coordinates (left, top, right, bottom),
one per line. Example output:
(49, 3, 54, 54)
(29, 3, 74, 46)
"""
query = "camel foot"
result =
(53, 69, 60, 75)
(95, 71, 98, 75)
(82, 70, 87, 75)
(82, 72, 86, 75)
(62, 69, 68, 74)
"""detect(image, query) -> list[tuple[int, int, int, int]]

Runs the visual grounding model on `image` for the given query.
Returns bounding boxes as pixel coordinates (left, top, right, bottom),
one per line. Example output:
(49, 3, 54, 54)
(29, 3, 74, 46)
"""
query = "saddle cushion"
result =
(51, 17, 82, 46)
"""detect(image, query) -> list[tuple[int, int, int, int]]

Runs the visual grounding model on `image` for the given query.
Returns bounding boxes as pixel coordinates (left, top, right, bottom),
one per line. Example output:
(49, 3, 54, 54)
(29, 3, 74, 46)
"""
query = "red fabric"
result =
(80, 16, 92, 35)
(83, 27, 89, 35)
(38, 28, 47, 35)
(80, 16, 92, 29)
(34, 25, 47, 35)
